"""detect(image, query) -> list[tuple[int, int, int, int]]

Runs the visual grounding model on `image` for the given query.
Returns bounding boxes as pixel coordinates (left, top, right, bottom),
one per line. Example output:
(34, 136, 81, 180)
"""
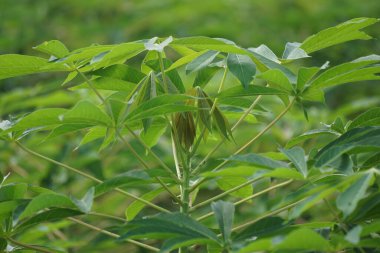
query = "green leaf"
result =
(74, 77, 137, 92)
(0, 54, 69, 80)
(165, 50, 208, 71)
(315, 127, 380, 168)
(193, 67, 220, 88)
(120, 212, 220, 251)
(95, 170, 151, 196)
(282, 42, 309, 60)
(71, 187, 94, 213)
(140, 118, 168, 148)
(15, 208, 83, 232)
(0, 183, 28, 202)
(303, 55, 380, 99)
(234, 217, 285, 241)
(0, 238, 6, 251)
(345, 225, 362, 245)
(263, 168, 304, 180)
(279, 147, 308, 178)
(296, 67, 320, 91)
(227, 54, 256, 88)
(91, 64, 145, 84)
(226, 153, 289, 169)
(274, 228, 331, 251)
(216, 177, 252, 198)
(19, 193, 76, 220)
(217, 85, 287, 98)
(186, 50, 219, 74)
(33, 40, 70, 58)
(11, 108, 67, 131)
(286, 129, 340, 148)
(125, 188, 164, 221)
(0, 200, 22, 216)
(300, 17, 379, 53)
(348, 107, 380, 131)
(60, 101, 112, 126)
(257, 69, 293, 92)
(211, 201, 235, 245)
(337, 172, 374, 218)
(126, 94, 197, 122)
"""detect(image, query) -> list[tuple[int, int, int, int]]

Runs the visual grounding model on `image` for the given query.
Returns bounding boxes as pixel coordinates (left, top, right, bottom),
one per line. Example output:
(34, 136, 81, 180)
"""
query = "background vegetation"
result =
(0, 1, 380, 252)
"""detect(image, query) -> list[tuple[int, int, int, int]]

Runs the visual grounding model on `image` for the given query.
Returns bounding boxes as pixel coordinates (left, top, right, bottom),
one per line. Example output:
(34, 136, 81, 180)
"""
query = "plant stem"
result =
(77, 69, 180, 199)
(7, 237, 55, 253)
(190, 176, 263, 211)
(15, 141, 170, 213)
(230, 198, 305, 233)
(191, 99, 295, 191)
(68, 217, 159, 252)
(197, 180, 293, 221)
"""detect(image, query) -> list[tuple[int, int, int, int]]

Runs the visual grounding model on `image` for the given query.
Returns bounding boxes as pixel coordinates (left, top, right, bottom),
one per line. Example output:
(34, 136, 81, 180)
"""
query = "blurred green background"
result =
(0, 1, 379, 252)
(1, 0, 379, 108)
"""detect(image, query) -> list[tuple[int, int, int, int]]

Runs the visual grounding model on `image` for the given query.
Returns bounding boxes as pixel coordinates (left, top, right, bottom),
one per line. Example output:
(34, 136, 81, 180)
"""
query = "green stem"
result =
(190, 176, 263, 211)
(68, 217, 159, 252)
(16, 141, 170, 213)
(7, 237, 54, 253)
(197, 180, 293, 221)
(191, 98, 295, 191)
(77, 69, 180, 198)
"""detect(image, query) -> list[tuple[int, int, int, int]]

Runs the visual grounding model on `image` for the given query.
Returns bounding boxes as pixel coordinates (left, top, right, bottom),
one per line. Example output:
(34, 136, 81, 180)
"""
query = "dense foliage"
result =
(0, 17, 380, 253)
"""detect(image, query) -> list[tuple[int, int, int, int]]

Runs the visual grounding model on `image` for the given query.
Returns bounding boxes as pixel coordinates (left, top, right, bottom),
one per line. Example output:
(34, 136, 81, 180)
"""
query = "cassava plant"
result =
(1, 17, 380, 253)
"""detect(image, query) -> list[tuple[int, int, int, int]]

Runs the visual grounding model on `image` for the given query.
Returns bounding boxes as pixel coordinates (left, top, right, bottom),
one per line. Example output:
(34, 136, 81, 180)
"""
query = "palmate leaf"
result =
(119, 212, 221, 252)
(300, 17, 379, 54)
